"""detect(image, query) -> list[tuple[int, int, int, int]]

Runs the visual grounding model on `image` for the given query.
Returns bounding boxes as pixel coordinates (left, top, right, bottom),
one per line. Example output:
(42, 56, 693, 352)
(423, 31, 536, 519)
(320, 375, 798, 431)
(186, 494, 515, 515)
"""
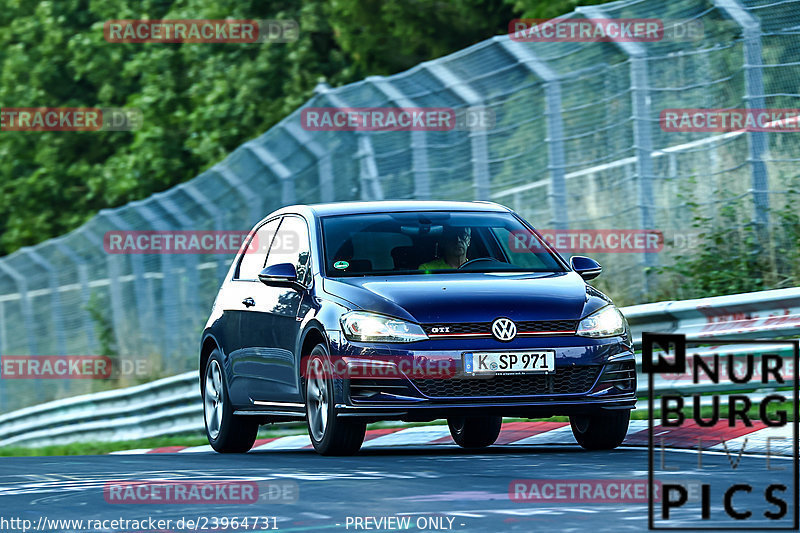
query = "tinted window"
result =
(321, 211, 565, 277)
(265, 216, 311, 285)
(235, 219, 279, 280)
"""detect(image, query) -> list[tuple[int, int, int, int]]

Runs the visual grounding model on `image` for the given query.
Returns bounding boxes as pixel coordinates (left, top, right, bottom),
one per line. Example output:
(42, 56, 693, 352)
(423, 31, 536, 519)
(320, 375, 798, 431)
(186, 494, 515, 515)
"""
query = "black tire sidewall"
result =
(448, 415, 502, 448)
(570, 410, 631, 450)
(203, 349, 257, 453)
(305, 345, 337, 450)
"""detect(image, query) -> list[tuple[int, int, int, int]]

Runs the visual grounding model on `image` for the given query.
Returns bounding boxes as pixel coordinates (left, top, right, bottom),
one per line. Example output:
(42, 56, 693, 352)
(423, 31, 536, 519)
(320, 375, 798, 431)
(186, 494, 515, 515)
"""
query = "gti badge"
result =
(430, 326, 450, 333)
(491, 317, 517, 341)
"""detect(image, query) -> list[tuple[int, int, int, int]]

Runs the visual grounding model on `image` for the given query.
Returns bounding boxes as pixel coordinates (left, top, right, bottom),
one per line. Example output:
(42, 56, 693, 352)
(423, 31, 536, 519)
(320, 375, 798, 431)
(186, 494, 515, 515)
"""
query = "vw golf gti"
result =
(200, 201, 636, 455)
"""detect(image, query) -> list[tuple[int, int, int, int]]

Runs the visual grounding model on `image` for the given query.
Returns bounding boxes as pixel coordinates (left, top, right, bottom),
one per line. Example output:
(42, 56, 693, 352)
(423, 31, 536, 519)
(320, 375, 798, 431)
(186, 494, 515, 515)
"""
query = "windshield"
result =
(321, 211, 566, 277)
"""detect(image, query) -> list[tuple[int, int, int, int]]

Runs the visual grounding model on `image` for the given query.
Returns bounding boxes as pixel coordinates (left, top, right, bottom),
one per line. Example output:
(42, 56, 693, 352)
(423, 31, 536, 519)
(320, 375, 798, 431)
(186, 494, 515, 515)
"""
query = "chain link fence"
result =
(0, 0, 798, 413)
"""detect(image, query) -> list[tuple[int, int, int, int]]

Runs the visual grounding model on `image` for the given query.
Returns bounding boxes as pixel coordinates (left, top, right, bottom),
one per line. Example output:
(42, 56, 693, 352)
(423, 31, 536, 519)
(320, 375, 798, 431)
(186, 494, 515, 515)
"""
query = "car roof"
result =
(271, 200, 511, 219)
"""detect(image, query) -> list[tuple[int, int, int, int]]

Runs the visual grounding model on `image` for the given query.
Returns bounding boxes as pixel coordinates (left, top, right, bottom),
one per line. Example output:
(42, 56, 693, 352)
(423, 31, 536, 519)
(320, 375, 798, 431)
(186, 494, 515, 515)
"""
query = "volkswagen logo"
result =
(491, 318, 517, 341)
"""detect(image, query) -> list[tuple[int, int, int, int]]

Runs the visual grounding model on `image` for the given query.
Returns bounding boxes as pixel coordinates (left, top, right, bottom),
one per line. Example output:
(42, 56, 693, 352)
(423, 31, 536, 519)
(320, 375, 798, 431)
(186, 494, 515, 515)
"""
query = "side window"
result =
(235, 219, 280, 280)
(265, 216, 311, 285)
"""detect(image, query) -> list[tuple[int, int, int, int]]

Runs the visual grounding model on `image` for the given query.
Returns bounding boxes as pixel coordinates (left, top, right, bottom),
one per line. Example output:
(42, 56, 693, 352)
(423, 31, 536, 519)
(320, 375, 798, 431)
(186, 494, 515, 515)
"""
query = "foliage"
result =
(657, 180, 800, 300)
(0, 0, 608, 256)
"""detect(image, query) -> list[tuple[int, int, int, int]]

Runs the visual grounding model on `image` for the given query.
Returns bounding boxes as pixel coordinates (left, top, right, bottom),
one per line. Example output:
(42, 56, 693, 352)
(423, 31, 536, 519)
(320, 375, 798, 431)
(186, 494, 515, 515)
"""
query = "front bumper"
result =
(330, 335, 637, 421)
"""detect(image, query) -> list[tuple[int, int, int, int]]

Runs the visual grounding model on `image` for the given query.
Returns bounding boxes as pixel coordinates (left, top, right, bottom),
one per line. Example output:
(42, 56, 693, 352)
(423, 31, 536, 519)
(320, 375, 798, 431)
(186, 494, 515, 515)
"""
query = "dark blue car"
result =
(200, 201, 636, 455)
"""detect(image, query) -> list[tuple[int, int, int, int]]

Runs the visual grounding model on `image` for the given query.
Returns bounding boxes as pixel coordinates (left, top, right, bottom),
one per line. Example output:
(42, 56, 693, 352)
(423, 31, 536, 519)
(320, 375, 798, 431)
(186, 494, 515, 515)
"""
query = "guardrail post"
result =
(578, 6, 656, 298)
(282, 122, 335, 202)
(54, 239, 98, 353)
(21, 248, 67, 356)
(314, 82, 384, 201)
(368, 76, 432, 200)
(423, 63, 491, 200)
(713, 0, 769, 233)
(499, 38, 568, 229)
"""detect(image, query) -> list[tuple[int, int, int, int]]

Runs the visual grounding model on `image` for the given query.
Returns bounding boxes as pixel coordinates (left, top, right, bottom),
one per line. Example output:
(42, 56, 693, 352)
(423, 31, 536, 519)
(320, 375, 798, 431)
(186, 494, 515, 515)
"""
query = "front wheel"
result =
(203, 350, 259, 453)
(305, 345, 366, 455)
(448, 416, 502, 449)
(570, 410, 630, 450)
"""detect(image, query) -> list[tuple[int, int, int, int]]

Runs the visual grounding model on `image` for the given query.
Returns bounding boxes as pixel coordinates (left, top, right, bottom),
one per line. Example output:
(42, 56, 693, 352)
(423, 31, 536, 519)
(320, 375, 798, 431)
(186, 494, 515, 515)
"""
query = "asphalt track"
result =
(0, 444, 795, 533)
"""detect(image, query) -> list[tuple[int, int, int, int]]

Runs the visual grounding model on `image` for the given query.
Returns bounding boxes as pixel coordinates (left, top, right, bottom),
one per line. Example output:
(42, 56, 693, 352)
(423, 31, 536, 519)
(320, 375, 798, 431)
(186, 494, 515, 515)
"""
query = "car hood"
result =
(322, 271, 608, 324)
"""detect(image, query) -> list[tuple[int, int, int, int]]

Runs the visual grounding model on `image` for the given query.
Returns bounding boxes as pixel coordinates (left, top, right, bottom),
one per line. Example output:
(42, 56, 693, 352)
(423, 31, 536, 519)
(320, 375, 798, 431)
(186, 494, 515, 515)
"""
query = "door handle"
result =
(242, 297, 255, 308)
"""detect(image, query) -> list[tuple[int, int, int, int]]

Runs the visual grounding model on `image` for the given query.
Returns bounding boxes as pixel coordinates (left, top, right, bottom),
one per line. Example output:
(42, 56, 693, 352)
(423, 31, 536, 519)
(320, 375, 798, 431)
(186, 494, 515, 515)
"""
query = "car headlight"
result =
(576, 305, 627, 338)
(340, 311, 428, 343)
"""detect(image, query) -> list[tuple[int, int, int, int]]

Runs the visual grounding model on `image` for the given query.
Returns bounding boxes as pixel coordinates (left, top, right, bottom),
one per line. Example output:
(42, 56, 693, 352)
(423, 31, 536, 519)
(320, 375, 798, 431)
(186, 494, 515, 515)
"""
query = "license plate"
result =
(463, 351, 555, 375)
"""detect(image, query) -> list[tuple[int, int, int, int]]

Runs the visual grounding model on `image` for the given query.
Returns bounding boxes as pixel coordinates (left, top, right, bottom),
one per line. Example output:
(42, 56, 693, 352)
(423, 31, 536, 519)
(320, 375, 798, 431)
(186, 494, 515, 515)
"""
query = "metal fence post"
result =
(131, 202, 181, 365)
(423, 63, 491, 200)
(282, 122, 335, 203)
(713, 0, 769, 230)
(0, 298, 6, 355)
(246, 142, 297, 206)
(314, 82, 384, 201)
(54, 239, 98, 353)
(368, 75, 432, 200)
(211, 164, 264, 227)
(499, 38, 568, 229)
(153, 194, 202, 355)
(579, 6, 656, 297)
(180, 183, 228, 284)
(0, 262, 37, 354)
(21, 249, 67, 355)
(86, 217, 141, 356)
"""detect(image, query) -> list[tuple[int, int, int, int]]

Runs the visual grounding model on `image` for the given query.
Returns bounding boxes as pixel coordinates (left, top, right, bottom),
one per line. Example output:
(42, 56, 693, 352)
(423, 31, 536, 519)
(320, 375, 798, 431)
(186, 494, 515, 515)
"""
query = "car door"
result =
(223, 218, 279, 406)
(241, 215, 313, 405)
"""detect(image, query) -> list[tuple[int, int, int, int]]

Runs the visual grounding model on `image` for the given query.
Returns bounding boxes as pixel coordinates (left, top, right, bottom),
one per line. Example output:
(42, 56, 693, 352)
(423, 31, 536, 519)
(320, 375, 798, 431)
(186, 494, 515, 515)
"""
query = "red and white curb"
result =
(111, 420, 791, 456)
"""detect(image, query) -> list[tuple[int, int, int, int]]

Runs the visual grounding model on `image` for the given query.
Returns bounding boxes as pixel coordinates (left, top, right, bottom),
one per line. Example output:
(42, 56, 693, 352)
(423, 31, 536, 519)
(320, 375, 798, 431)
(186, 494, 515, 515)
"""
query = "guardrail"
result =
(1, 287, 798, 448)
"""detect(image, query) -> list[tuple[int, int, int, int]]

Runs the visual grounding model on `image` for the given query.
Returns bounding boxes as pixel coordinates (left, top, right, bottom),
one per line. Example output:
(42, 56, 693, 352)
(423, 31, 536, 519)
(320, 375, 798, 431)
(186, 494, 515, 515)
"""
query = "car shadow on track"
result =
(247, 445, 642, 457)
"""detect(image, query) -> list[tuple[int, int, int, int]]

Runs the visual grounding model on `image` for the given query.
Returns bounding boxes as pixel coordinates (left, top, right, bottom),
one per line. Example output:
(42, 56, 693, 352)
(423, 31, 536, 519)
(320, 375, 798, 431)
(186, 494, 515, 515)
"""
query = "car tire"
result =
(570, 410, 630, 450)
(203, 350, 259, 453)
(448, 416, 502, 449)
(305, 344, 366, 456)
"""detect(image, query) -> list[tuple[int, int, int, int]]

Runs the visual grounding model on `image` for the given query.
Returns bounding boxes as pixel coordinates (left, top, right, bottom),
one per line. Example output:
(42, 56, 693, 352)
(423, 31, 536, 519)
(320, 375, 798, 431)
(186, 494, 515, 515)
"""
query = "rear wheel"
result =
(305, 345, 366, 455)
(448, 416, 502, 449)
(203, 350, 258, 453)
(570, 410, 630, 450)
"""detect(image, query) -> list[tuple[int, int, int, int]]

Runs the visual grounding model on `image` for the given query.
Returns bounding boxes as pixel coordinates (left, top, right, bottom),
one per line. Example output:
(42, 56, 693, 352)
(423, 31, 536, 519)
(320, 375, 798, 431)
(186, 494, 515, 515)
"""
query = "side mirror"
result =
(570, 256, 602, 280)
(258, 263, 302, 289)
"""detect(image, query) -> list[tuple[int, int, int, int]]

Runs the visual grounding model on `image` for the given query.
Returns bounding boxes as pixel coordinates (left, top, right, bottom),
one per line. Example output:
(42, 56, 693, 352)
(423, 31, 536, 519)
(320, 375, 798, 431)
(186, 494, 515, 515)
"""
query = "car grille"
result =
(596, 360, 636, 391)
(410, 366, 600, 398)
(423, 320, 578, 337)
(349, 378, 414, 400)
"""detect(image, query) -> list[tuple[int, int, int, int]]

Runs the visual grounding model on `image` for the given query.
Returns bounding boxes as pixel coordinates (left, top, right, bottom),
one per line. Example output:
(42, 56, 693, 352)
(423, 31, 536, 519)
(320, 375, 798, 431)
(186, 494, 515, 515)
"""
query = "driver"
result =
(419, 227, 471, 270)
